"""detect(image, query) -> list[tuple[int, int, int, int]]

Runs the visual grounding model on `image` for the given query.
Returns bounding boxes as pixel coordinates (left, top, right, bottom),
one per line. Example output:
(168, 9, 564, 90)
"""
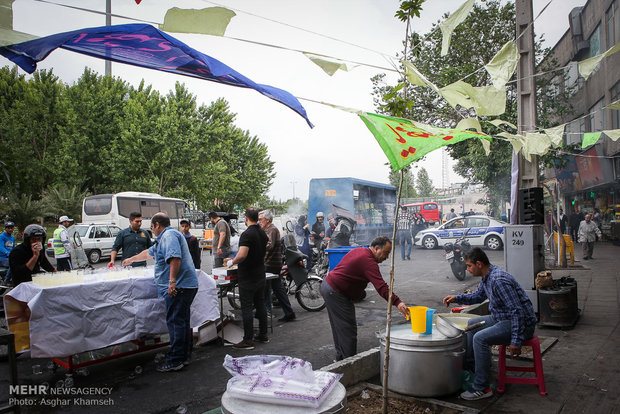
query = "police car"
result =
(414, 215, 505, 250)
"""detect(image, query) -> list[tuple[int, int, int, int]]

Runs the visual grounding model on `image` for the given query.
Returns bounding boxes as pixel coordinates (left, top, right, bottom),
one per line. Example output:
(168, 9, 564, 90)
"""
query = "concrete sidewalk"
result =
(448, 242, 620, 413)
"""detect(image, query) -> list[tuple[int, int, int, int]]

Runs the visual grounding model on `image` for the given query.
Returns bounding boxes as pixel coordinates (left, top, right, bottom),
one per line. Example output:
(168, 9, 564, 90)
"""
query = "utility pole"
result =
(105, 0, 112, 76)
(290, 180, 297, 200)
(511, 0, 539, 223)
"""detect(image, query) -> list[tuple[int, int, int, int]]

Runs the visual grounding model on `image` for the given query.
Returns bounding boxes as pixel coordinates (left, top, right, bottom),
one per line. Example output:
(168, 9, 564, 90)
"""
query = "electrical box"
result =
(504, 225, 545, 312)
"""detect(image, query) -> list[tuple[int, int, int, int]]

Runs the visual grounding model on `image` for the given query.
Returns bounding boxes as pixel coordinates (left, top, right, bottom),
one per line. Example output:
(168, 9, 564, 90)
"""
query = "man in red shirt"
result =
(320, 236, 409, 361)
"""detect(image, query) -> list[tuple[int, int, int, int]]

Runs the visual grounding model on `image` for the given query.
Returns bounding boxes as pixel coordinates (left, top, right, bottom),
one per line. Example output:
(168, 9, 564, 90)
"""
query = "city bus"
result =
(82, 192, 188, 230)
(402, 202, 441, 225)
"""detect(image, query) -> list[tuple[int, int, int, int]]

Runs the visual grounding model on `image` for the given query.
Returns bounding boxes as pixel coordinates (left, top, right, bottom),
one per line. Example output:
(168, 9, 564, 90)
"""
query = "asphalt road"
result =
(5, 245, 506, 413)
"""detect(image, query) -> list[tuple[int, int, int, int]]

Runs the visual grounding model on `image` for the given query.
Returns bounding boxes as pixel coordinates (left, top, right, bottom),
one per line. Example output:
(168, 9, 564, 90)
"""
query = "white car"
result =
(47, 223, 123, 264)
(414, 215, 505, 250)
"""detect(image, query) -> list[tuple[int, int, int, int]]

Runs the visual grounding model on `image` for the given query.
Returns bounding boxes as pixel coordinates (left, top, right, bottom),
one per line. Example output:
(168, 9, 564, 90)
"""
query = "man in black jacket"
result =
(9, 224, 55, 286)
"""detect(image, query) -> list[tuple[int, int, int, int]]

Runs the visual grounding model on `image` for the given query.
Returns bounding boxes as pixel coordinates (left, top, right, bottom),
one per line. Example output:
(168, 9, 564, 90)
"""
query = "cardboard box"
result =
(212, 266, 238, 281)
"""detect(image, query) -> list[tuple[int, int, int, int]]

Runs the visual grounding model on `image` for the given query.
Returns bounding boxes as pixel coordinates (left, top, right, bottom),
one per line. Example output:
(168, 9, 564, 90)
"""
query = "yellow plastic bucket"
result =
(406, 306, 435, 334)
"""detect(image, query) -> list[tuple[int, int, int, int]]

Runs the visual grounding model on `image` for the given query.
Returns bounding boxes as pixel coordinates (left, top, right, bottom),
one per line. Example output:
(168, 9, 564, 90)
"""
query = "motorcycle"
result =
(281, 246, 325, 312)
(223, 222, 326, 312)
(443, 229, 472, 281)
(311, 239, 329, 278)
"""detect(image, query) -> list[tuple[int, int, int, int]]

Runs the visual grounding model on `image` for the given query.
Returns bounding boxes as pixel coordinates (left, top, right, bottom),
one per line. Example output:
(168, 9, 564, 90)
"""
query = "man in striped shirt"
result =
(443, 247, 537, 401)
(397, 206, 414, 260)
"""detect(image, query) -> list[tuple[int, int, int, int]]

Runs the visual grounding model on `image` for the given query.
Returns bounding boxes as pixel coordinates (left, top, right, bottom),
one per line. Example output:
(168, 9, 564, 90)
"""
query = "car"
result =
(414, 215, 505, 250)
(46, 223, 122, 264)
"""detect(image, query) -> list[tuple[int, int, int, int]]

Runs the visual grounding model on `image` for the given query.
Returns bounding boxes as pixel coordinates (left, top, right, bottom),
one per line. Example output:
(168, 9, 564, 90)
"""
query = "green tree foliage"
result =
(0, 68, 274, 213)
(373, 0, 572, 208)
(416, 167, 434, 196)
(388, 165, 417, 198)
(5, 194, 44, 233)
(55, 69, 130, 193)
(0, 67, 63, 196)
(41, 184, 90, 222)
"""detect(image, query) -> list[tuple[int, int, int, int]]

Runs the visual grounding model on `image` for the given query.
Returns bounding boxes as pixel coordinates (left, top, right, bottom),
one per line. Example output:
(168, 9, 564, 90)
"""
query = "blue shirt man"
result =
(148, 226, 197, 297)
(122, 212, 198, 373)
(443, 247, 537, 401)
(0, 222, 16, 267)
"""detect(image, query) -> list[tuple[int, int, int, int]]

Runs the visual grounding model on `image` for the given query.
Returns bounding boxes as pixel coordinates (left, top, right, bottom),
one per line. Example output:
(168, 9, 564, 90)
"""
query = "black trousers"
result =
(239, 280, 267, 340)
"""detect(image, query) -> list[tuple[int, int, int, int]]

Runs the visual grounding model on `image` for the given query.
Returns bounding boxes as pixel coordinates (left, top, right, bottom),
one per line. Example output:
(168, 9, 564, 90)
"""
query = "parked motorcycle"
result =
(281, 246, 325, 312)
(443, 229, 472, 281)
(311, 239, 329, 278)
(224, 223, 326, 312)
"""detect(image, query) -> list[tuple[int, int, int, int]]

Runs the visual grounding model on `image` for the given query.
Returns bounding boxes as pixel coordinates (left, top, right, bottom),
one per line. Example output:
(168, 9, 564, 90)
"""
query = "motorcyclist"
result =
(9, 224, 56, 286)
(329, 216, 354, 248)
(412, 213, 427, 240)
(311, 212, 326, 248)
(0, 221, 15, 267)
(295, 215, 313, 271)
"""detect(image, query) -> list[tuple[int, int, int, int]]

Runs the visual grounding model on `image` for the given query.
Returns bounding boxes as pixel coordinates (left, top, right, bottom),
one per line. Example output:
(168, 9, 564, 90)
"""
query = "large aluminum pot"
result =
(378, 324, 465, 397)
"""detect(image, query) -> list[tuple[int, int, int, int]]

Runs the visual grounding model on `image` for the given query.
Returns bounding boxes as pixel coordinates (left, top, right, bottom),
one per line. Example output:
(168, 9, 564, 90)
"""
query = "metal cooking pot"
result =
(378, 324, 465, 397)
(435, 314, 485, 338)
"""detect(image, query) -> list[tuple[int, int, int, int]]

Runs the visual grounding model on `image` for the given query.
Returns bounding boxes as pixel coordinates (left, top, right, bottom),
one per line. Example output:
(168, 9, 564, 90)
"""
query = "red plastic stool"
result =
(497, 334, 547, 396)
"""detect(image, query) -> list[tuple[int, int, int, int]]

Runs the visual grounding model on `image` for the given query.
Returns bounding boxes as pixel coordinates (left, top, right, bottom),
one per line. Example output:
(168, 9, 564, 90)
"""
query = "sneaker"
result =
(406, 256, 411, 260)
(253, 334, 270, 343)
(460, 387, 493, 401)
(278, 313, 296, 322)
(232, 339, 255, 350)
(156, 361, 184, 372)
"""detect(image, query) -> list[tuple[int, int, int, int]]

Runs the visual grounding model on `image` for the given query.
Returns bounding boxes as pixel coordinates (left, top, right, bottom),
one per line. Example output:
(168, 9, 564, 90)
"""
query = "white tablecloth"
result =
(4, 269, 219, 358)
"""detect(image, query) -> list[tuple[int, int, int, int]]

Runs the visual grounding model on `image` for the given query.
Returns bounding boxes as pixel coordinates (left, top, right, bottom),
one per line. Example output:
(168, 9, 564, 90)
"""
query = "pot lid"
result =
(380, 323, 463, 346)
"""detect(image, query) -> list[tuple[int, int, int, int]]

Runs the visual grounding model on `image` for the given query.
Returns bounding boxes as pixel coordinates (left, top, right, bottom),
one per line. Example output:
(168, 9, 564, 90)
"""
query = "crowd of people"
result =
(0, 202, 611, 384)
(547, 208, 606, 260)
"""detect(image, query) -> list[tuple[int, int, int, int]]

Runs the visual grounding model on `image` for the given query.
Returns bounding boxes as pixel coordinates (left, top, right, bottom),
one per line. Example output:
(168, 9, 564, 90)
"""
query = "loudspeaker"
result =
(518, 187, 544, 225)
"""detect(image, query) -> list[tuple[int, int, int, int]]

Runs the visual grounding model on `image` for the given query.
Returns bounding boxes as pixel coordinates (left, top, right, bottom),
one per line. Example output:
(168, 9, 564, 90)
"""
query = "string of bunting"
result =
(3, 0, 619, 159)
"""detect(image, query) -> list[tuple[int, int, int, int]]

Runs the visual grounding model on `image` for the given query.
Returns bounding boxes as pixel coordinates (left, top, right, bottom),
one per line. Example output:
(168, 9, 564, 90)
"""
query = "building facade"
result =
(546, 0, 620, 237)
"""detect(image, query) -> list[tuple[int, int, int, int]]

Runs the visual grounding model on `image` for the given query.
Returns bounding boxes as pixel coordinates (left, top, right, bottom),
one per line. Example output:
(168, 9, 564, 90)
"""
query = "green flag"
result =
(359, 112, 492, 171)
(582, 132, 602, 148)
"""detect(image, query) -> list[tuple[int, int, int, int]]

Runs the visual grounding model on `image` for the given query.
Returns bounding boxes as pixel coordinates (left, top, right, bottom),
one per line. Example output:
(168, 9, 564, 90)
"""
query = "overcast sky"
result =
(4, 0, 586, 201)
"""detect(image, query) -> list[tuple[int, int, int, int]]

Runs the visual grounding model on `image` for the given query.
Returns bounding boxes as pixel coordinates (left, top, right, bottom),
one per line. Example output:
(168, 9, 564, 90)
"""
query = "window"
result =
(563, 62, 582, 94)
(611, 82, 620, 130)
(466, 218, 489, 228)
(94, 226, 110, 239)
(423, 203, 438, 210)
(117, 197, 140, 218)
(83, 195, 112, 215)
(607, 0, 620, 48)
(589, 99, 604, 132)
(160, 201, 178, 219)
(565, 117, 585, 145)
(446, 219, 465, 229)
(140, 200, 160, 219)
(589, 24, 601, 57)
(109, 226, 121, 237)
(73, 226, 89, 237)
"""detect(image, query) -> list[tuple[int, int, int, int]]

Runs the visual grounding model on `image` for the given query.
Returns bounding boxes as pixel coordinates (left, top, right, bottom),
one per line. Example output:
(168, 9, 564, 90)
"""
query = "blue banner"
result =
(0, 23, 312, 127)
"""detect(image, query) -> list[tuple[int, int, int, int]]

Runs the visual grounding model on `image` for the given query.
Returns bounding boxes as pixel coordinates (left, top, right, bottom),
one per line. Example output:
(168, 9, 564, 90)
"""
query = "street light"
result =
(290, 180, 297, 200)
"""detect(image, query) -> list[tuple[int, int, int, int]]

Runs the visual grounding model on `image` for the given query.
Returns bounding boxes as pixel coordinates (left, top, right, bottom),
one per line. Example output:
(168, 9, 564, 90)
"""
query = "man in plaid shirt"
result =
(443, 247, 537, 401)
(397, 206, 414, 260)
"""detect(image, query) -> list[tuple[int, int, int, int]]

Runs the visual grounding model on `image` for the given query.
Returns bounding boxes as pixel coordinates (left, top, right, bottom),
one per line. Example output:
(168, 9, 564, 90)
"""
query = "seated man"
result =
(442, 247, 537, 401)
